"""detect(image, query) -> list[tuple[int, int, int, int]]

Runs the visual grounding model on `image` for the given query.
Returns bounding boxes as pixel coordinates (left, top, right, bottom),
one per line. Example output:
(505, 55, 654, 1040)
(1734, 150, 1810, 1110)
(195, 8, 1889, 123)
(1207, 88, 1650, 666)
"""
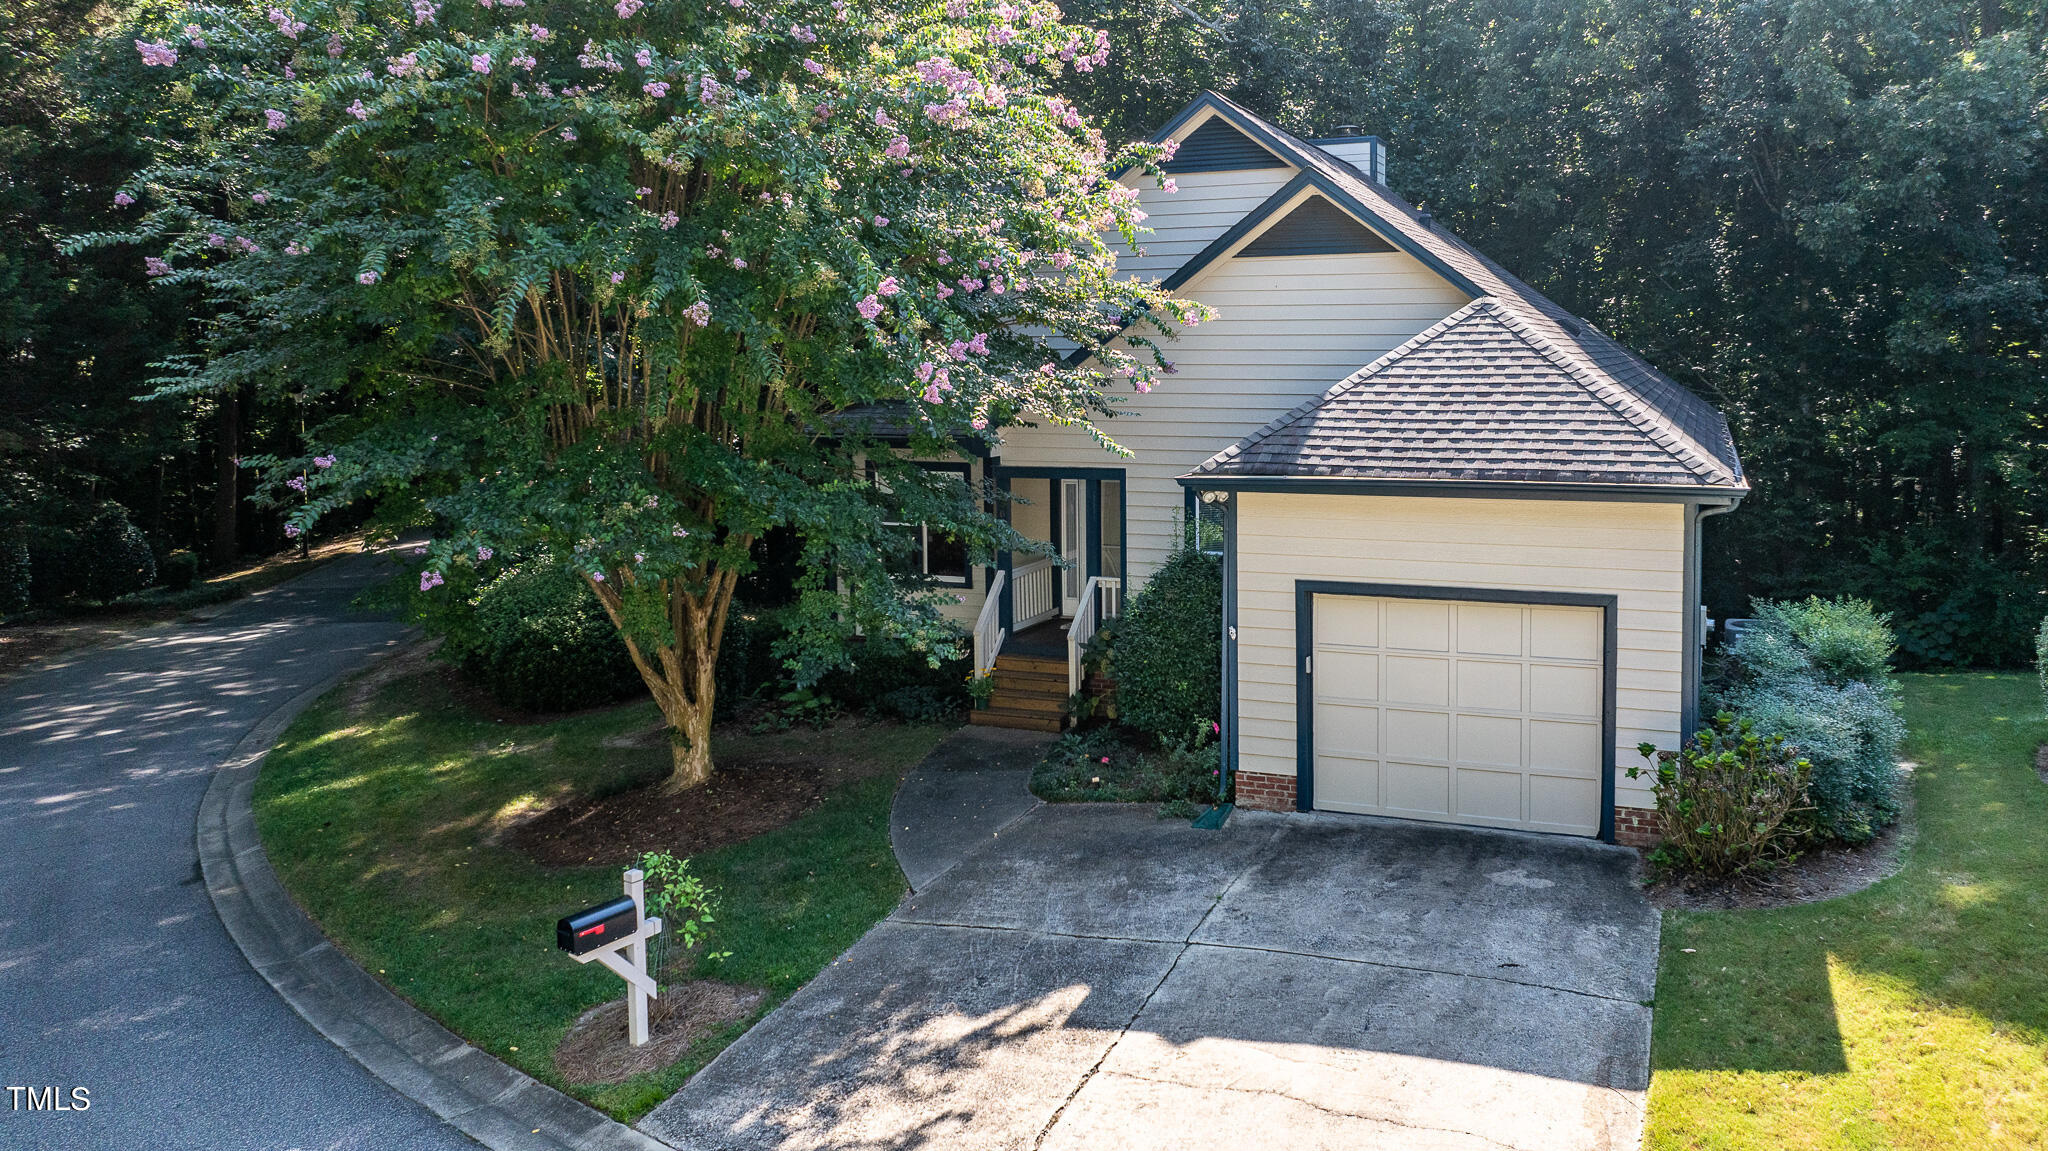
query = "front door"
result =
(1060, 478, 1085, 616)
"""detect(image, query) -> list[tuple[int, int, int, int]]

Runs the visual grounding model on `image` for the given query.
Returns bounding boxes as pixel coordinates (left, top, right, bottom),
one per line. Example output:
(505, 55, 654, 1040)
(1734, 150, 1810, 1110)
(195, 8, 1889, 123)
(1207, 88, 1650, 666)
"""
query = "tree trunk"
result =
(210, 388, 240, 567)
(588, 562, 742, 794)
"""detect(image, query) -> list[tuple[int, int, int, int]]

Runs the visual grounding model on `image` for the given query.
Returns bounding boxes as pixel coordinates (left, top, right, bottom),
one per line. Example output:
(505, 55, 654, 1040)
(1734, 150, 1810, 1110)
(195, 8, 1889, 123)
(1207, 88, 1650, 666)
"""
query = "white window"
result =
(872, 462, 973, 586)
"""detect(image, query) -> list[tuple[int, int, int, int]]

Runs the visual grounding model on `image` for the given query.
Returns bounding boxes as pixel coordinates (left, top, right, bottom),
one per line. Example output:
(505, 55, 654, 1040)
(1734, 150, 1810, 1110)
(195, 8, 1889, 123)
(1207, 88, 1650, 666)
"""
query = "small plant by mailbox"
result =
(555, 868, 664, 1046)
(556, 896, 638, 956)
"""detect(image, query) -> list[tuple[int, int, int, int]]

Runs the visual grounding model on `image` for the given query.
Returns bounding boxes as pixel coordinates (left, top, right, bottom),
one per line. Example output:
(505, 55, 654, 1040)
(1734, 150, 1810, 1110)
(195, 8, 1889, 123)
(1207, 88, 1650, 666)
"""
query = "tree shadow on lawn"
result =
(1651, 673, 2048, 1076)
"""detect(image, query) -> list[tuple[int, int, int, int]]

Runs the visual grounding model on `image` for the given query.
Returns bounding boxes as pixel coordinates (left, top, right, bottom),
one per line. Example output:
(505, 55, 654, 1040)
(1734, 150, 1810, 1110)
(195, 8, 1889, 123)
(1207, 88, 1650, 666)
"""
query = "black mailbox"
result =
(557, 897, 638, 956)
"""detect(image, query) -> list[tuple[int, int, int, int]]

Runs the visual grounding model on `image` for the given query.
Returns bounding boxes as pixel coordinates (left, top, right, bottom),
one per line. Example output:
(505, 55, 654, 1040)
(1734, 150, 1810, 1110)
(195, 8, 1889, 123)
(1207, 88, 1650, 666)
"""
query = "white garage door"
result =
(1309, 594, 1605, 836)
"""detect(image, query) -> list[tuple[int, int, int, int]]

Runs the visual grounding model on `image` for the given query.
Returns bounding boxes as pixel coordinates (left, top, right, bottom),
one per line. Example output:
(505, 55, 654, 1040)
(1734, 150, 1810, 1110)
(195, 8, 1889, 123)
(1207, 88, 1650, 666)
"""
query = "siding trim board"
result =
(1291, 580, 1620, 842)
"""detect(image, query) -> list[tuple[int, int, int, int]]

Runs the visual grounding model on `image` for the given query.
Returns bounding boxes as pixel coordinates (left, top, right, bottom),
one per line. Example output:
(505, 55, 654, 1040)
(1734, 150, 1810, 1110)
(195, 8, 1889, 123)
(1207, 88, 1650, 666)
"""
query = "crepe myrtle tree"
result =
(81, 0, 1209, 790)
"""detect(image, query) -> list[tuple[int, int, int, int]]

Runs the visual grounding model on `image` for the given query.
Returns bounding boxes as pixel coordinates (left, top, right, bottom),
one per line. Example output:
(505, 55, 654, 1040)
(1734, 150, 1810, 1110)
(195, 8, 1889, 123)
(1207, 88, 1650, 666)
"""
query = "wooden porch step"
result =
(994, 670, 1068, 695)
(995, 653, 1066, 674)
(970, 707, 1066, 733)
(986, 691, 1065, 714)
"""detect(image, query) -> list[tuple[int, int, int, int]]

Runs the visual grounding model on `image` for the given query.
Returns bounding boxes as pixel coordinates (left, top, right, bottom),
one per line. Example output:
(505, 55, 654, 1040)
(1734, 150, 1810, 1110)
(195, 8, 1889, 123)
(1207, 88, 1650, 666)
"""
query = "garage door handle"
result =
(1304, 655, 1312, 675)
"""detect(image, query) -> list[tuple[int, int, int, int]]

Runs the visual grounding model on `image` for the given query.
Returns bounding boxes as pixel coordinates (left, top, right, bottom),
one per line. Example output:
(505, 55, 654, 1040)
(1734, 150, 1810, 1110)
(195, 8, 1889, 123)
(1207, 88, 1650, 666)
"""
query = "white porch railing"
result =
(973, 570, 1008, 677)
(1012, 557, 1058, 629)
(1068, 576, 1123, 695)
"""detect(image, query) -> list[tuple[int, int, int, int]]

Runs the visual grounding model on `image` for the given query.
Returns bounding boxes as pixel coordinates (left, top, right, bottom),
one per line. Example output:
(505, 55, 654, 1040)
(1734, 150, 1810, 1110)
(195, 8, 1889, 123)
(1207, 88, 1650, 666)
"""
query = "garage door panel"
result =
(1529, 664, 1601, 717)
(1313, 650, 1380, 701)
(1456, 603, 1525, 655)
(1309, 594, 1607, 838)
(1455, 660, 1522, 711)
(1384, 656, 1450, 706)
(1530, 607, 1602, 661)
(1528, 775, 1600, 835)
(1315, 702, 1379, 755)
(1384, 601, 1451, 651)
(1455, 767, 1524, 822)
(1384, 708, 1449, 762)
(1454, 713, 1521, 767)
(1315, 754, 1380, 810)
(1383, 761, 1451, 816)
(1528, 720, 1600, 776)
(1315, 595, 1378, 648)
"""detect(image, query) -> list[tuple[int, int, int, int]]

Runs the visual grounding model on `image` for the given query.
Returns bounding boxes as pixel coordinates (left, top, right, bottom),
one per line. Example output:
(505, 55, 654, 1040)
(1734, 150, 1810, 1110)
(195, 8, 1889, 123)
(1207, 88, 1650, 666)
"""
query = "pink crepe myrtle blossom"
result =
(732, 257, 747, 268)
(791, 23, 816, 41)
(590, 571, 605, 583)
(971, 416, 988, 430)
(235, 236, 260, 253)
(560, 127, 577, 141)
(698, 75, 721, 100)
(413, 546, 427, 555)
(476, 546, 493, 561)
(266, 8, 307, 38)
(286, 475, 307, 493)
(284, 242, 308, 255)
(735, 68, 751, 81)
(944, 0, 968, 16)
(144, 256, 172, 276)
(658, 211, 679, 229)
(347, 99, 368, 120)
(313, 454, 335, 468)
(529, 24, 551, 39)
(283, 523, 301, 538)
(802, 58, 823, 75)
(327, 34, 343, 56)
(832, 0, 848, 19)
(387, 53, 421, 77)
(610, 271, 625, 284)
(873, 213, 890, 226)
(989, 276, 1006, 294)
(922, 383, 947, 403)
(419, 571, 444, 592)
(114, 192, 135, 207)
(877, 275, 900, 295)
(643, 81, 668, 96)
(957, 276, 982, 291)
(637, 186, 653, 197)
(884, 135, 911, 159)
(470, 53, 492, 73)
(251, 191, 270, 204)
(136, 39, 178, 66)
(636, 48, 653, 67)
(874, 107, 897, 129)
(935, 249, 952, 265)
(967, 332, 991, 355)
(185, 24, 207, 47)
(856, 295, 884, 320)
(412, 0, 438, 25)
(935, 284, 954, 299)
(615, 0, 643, 16)
(682, 300, 711, 326)
(206, 233, 227, 248)
(1162, 179, 1179, 193)
(947, 339, 967, 361)
(357, 270, 379, 284)
(264, 108, 287, 130)
(510, 54, 536, 70)
(914, 361, 936, 382)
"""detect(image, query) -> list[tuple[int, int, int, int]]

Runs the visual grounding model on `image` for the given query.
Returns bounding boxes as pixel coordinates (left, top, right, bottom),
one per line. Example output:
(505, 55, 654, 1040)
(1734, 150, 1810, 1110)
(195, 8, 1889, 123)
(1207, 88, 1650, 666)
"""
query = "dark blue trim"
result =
(1681, 504, 1702, 740)
(991, 465, 1128, 481)
(1293, 580, 1620, 843)
(1085, 478, 1103, 594)
(1179, 474, 1747, 504)
(1222, 496, 1239, 793)
(995, 469, 1013, 633)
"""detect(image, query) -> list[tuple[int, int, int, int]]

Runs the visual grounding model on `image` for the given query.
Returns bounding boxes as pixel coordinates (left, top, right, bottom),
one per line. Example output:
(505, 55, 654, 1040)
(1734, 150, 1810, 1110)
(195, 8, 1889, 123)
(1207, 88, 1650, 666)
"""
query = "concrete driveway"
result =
(643, 773, 1659, 1151)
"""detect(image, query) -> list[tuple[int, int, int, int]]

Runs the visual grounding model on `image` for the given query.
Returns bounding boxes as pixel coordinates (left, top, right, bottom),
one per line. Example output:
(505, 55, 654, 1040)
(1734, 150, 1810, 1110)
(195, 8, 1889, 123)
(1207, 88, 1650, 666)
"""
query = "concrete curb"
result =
(197, 659, 672, 1151)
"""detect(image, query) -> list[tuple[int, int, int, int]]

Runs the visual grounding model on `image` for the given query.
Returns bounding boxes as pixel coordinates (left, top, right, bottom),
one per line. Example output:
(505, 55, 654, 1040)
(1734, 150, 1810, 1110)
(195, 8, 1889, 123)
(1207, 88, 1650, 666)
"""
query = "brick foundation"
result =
(1233, 770, 1297, 812)
(1613, 806, 1661, 848)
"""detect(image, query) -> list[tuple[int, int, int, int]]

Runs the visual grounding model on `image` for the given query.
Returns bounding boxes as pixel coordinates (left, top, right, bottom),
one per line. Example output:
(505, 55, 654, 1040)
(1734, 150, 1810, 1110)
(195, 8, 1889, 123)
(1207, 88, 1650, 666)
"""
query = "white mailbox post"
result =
(560, 868, 665, 1046)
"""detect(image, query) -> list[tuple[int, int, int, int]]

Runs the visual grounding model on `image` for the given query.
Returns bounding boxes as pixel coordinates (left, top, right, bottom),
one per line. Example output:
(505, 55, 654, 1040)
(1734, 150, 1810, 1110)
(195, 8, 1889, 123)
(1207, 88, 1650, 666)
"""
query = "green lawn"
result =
(254, 665, 948, 1121)
(1646, 673, 2048, 1149)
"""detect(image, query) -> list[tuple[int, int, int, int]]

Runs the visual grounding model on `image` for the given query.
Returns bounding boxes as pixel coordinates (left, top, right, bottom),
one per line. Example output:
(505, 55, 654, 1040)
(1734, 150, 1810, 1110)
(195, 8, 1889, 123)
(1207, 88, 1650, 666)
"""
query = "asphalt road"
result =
(0, 552, 479, 1151)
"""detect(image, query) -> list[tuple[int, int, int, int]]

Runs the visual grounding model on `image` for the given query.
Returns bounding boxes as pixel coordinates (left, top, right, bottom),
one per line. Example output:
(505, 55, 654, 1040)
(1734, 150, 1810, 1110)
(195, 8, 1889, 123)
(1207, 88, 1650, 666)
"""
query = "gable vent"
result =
(1236, 196, 1396, 258)
(1163, 117, 1287, 173)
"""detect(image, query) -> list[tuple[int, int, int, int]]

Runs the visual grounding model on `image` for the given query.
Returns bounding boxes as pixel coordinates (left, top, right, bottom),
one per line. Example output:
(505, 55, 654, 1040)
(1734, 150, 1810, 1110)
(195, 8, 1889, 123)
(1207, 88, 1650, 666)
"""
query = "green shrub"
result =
(80, 506, 156, 602)
(27, 527, 83, 606)
(159, 549, 200, 592)
(876, 685, 961, 723)
(817, 636, 969, 713)
(1031, 723, 1221, 805)
(1112, 543, 1221, 743)
(1630, 715, 1813, 877)
(1711, 596, 1904, 843)
(456, 562, 641, 713)
(0, 530, 29, 615)
(714, 605, 791, 720)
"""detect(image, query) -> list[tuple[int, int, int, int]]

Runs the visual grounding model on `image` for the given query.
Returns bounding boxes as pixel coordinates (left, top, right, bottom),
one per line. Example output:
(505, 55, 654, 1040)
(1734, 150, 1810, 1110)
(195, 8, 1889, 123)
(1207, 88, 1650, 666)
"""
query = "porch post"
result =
(995, 467, 1012, 633)
(1085, 477, 1103, 624)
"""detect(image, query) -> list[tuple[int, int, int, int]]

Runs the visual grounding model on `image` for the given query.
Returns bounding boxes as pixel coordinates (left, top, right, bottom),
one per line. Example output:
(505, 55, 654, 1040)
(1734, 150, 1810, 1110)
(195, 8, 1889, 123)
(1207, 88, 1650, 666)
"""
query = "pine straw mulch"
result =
(1646, 768, 1918, 912)
(505, 720, 905, 868)
(552, 980, 766, 1085)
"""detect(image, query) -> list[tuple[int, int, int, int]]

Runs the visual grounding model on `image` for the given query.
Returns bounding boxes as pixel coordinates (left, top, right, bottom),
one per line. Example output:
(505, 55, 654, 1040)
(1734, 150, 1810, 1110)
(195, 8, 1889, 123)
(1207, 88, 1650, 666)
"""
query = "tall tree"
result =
(89, 0, 1210, 788)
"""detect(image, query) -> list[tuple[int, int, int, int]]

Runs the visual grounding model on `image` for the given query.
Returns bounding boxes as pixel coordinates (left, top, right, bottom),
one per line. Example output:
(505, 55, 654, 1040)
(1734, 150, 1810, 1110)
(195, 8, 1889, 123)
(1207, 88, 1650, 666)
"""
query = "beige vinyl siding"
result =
(1233, 494, 1687, 812)
(998, 234, 1470, 588)
(1108, 166, 1298, 281)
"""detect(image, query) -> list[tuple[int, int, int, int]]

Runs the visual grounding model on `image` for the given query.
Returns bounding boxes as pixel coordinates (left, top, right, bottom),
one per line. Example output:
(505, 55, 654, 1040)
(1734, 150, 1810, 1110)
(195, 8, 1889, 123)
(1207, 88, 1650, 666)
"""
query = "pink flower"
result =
(285, 242, 307, 255)
(802, 58, 823, 75)
(971, 417, 987, 430)
(286, 475, 307, 492)
(186, 24, 207, 47)
(884, 135, 910, 159)
(529, 24, 551, 39)
(1100, 756, 1110, 764)
(877, 275, 900, 295)
(856, 295, 883, 320)
(610, 271, 625, 284)
(658, 211, 679, 229)
(511, 54, 536, 70)
(791, 24, 816, 42)
(874, 107, 896, 129)
(477, 546, 493, 561)
(136, 39, 179, 66)
(922, 383, 946, 403)
(266, 7, 307, 39)
(357, 270, 378, 284)
(251, 191, 270, 204)
(735, 68, 750, 81)
(936, 284, 953, 299)
(560, 127, 577, 141)
(327, 34, 343, 56)
(114, 192, 135, 207)
(264, 109, 287, 130)
(144, 256, 171, 276)
(235, 236, 260, 253)
(636, 48, 653, 67)
(732, 257, 747, 268)
(958, 276, 982, 291)
(471, 53, 492, 73)
(206, 233, 226, 247)
(313, 454, 335, 468)
(699, 75, 721, 100)
(412, 0, 438, 24)
(683, 300, 711, 326)
(420, 571, 444, 592)
(643, 81, 668, 96)
(347, 99, 368, 120)
(283, 523, 301, 538)
(615, 0, 643, 15)
(914, 361, 936, 382)
(1162, 179, 1179, 193)
(591, 571, 605, 583)
(967, 332, 990, 355)
(873, 215, 890, 227)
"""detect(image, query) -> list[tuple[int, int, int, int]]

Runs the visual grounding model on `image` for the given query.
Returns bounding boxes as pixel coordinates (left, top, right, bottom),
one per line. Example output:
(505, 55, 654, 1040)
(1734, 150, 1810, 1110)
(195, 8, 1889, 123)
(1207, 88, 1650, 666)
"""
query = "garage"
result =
(1303, 588, 1611, 837)
(1177, 296, 1751, 843)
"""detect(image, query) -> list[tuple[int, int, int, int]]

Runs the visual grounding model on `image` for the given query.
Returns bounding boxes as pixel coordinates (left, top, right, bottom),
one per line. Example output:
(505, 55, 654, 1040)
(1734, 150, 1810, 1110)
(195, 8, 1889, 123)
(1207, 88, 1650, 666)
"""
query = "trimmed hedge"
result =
(1112, 543, 1221, 744)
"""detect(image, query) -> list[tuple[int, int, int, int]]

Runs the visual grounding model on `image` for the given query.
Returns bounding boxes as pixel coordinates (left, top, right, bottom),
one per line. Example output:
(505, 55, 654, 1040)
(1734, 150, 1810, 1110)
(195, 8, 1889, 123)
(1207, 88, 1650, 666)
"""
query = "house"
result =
(945, 92, 1747, 845)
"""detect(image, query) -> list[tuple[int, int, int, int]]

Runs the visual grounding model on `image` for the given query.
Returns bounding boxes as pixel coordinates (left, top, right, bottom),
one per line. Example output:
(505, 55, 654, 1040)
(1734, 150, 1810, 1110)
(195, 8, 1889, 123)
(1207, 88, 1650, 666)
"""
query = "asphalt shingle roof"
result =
(1174, 94, 1745, 492)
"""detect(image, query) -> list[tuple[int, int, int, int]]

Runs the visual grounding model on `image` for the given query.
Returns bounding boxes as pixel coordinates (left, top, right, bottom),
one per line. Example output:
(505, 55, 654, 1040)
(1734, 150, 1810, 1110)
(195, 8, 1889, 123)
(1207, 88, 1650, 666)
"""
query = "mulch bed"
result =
(553, 980, 765, 1085)
(506, 727, 901, 868)
(1646, 772, 1918, 912)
